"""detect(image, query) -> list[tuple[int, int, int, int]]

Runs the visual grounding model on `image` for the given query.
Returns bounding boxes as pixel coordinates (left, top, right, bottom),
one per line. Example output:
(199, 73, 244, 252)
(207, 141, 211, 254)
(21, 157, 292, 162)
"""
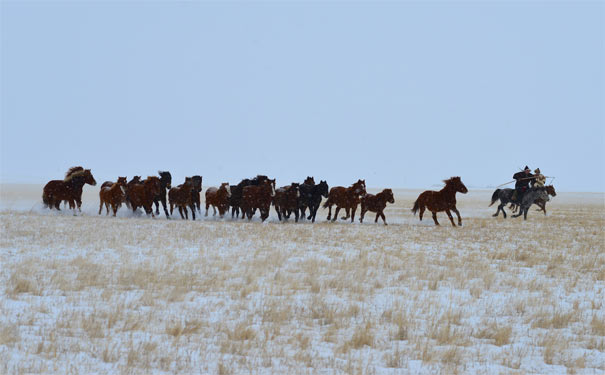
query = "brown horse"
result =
(323, 179, 366, 222)
(42, 167, 97, 212)
(241, 179, 276, 222)
(273, 183, 300, 222)
(169, 177, 197, 220)
(126, 176, 162, 217)
(359, 188, 395, 225)
(510, 185, 557, 215)
(412, 177, 468, 226)
(99, 177, 127, 216)
(205, 183, 231, 218)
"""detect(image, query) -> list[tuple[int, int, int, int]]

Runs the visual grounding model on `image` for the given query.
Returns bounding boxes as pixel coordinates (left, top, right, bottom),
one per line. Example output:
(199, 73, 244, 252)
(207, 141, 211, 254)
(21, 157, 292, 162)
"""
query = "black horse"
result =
(298, 180, 329, 223)
(190, 175, 203, 213)
(229, 175, 269, 218)
(490, 187, 549, 219)
(153, 171, 172, 219)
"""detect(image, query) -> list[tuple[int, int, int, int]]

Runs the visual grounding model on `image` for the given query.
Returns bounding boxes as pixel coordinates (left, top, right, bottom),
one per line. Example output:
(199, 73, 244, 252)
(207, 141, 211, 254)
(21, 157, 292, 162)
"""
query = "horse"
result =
(273, 183, 300, 222)
(99, 177, 127, 216)
(298, 180, 329, 223)
(412, 177, 468, 226)
(191, 175, 203, 213)
(168, 177, 197, 220)
(126, 176, 162, 217)
(42, 167, 97, 212)
(512, 188, 551, 220)
(360, 188, 395, 225)
(510, 185, 557, 216)
(205, 183, 231, 218)
(230, 175, 269, 218)
(323, 179, 366, 223)
(241, 179, 276, 222)
(153, 171, 172, 218)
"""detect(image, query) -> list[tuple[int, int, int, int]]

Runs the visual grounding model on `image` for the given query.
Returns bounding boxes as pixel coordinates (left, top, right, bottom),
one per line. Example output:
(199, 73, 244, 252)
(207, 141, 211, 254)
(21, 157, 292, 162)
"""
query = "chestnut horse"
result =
(205, 183, 231, 218)
(360, 188, 395, 225)
(412, 177, 468, 226)
(42, 167, 97, 212)
(169, 177, 197, 220)
(99, 177, 127, 216)
(126, 176, 162, 217)
(323, 179, 366, 222)
(241, 179, 276, 222)
(230, 175, 269, 218)
(273, 183, 300, 222)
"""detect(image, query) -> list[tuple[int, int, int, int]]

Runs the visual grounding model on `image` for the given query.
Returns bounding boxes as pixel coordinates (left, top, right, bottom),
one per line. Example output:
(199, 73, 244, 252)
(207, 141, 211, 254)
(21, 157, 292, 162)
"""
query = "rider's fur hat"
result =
(534, 168, 541, 174)
(524, 166, 530, 171)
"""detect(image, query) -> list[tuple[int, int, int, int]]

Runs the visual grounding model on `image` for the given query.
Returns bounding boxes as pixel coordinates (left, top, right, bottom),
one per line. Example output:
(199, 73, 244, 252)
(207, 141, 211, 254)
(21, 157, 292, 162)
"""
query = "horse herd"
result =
(41, 167, 556, 226)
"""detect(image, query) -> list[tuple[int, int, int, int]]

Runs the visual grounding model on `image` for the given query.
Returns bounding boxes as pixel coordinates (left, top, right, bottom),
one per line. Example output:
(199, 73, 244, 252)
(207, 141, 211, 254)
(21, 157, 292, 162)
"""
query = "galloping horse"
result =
(489, 188, 515, 218)
(230, 175, 269, 218)
(191, 175, 203, 213)
(42, 167, 97, 212)
(241, 179, 276, 222)
(323, 179, 366, 223)
(512, 188, 551, 220)
(99, 177, 127, 216)
(153, 171, 172, 219)
(205, 183, 231, 218)
(412, 177, 468, 226)
(510, 185, 557, 216)
(298, 180, 329, 223)
(273, 183, 300, 222)
(360, 188, 395, 225)
(169, 177, 197, 220)
(126, 176, 162, 217)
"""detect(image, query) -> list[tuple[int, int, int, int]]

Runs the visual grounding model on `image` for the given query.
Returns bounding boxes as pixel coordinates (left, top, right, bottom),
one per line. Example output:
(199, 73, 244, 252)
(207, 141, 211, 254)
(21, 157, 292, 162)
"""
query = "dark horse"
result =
(99, 177, 127, 216)
(273, 183, 300, 222)
(360, 188, 395, 225)
(126, 176, 162, 217)
(230, 175, 269, 218)
(169, 177, 197, 220)
(205, 182, 231, 218)
(412, 177, 468, 226)
(298, 180, 329, 223)
(154, 171, 172, 219)
(510, 185, 557, 216)
(42, 167, 97, 212)
(511, 188, 550, 220)
(241, 179, 276, 222)
(190, 175, 203, 213)
(323, 179, 366, 223)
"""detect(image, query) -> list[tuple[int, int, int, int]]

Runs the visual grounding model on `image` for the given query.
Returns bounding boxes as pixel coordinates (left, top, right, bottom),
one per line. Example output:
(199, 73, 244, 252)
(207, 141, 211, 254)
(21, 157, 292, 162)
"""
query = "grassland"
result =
(0, 185, 603, 374)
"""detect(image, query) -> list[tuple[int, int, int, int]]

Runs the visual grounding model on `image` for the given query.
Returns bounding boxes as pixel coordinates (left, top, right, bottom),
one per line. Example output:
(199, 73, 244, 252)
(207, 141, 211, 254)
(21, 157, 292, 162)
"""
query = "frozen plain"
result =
(0, 184, 603, 374)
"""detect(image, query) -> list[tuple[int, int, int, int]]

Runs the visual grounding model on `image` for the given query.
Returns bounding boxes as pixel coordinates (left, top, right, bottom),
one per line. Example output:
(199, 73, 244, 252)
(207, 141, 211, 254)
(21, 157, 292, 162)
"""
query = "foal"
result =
(169, 177, 197, 220)
(205, 183, 231, 218)
(99, 177, 127, 216)
(359, 188, 395, 225)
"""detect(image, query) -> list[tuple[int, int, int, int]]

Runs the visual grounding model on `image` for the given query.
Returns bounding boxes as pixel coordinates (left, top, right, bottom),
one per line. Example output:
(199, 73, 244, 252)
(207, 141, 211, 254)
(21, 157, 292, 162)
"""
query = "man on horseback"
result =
(511, 166, 534, 203)
(533, 168, 546, 188)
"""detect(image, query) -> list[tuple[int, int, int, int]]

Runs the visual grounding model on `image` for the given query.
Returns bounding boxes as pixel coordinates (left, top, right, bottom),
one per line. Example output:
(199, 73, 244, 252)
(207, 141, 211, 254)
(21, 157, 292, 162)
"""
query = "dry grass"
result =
(0, 187, 604, 374)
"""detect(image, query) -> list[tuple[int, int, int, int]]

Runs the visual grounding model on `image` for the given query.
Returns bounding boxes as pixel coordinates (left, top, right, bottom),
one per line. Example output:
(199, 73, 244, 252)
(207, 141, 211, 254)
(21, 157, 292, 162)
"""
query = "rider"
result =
(533, 168, 546, 188)
(511, 166, 534, 203)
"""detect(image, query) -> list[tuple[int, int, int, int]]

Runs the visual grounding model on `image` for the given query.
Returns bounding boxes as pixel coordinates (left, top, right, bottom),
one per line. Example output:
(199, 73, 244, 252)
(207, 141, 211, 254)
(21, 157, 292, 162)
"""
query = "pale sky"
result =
(1, 1, 603, 192)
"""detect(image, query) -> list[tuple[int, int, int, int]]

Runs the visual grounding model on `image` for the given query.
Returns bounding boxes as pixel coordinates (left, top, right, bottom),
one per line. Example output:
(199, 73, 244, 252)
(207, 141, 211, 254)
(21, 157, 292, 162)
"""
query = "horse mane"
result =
(443, 176, 461, 185)
(64, 166, 84, 181)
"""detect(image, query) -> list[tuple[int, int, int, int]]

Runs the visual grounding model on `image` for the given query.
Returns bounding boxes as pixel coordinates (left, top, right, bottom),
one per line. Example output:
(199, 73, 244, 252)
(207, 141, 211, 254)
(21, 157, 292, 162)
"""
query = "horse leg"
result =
(326, 204, 332, 221)
(341, 207, 350, 221)
(112, 203, 118, 217)
(190, 204, 196, 221)
(350, 205, 357, 223)
(105, 202, 110, 215)
(452, 207, 462, 226)
(213, 205, 217, 216)
(99, 200, 103, 215)
(162, 197, 170, 219)
(431, 211, 440, 226)
(154, 200, 160, 216)
(294, 208, 299, 223)
(205, 202, 209, 217)
(381, 212, 387, 225)
(419, 206, 425, 221)
(332, 207, 341, 222)
(360, 208, 366, 223)
(445, 209, 456, 226)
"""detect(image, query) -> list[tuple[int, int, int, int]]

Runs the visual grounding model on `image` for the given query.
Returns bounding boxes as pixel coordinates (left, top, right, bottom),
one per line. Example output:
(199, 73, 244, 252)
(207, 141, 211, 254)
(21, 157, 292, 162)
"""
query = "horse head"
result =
(221, 183, 231, 198)
(117, 177, 128, 193)
(318, 180, 329, 198)
(145, 176, 162, 196)
(545, 185, 556, 197)
(84, 169, 97, 186)
(304, 176, 315, 185)
(158, 171, 172, 190)
(290, 183, 300, 198)
(191, 175, 203, 192)
(384, 188, 395, 204)
(352, 179, 366, 196)
(446, 176, 467, 194)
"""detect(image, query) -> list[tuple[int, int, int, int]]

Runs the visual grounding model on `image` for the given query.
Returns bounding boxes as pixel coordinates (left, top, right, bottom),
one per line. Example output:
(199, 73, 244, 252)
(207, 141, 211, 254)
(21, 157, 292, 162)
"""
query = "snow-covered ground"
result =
(1, 184, 603, 374)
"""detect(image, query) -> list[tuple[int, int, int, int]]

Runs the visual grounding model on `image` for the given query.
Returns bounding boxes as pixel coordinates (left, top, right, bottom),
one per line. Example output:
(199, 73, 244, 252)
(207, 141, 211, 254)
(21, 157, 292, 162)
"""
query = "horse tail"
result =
(411, 199, 420, 215)
(42, 191, 51, 208)
(489, 189, 500, 207)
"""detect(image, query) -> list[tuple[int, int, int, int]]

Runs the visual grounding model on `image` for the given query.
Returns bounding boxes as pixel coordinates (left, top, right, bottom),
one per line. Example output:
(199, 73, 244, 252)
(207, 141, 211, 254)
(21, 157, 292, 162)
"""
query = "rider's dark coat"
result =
(513, 171, 534, 190)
